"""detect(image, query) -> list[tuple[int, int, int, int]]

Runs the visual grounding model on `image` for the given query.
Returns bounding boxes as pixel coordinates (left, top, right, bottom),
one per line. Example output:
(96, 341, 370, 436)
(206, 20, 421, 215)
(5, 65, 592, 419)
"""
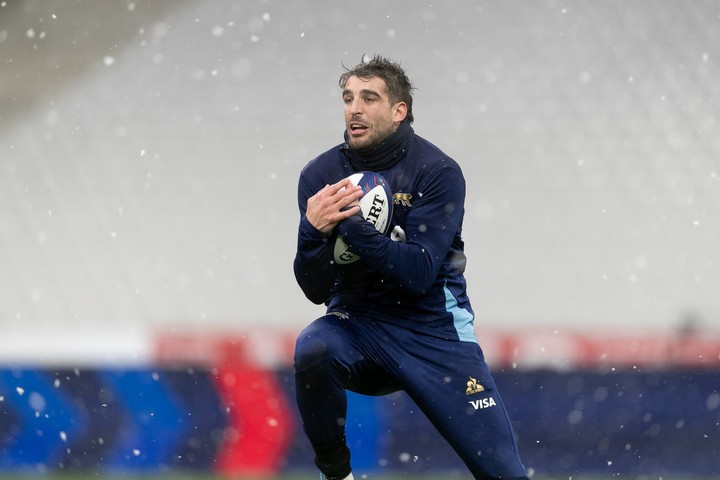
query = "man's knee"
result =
(294, 318, 347, 371)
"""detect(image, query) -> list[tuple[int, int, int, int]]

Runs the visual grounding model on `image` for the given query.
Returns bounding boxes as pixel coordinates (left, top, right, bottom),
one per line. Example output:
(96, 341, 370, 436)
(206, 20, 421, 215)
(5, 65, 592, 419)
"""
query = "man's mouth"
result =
(349, 122, 369, 135)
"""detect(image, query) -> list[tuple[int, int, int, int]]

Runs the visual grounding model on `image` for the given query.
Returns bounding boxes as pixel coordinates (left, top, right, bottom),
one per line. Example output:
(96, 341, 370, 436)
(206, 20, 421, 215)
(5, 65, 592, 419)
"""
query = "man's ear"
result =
(393, 102, 408, 123)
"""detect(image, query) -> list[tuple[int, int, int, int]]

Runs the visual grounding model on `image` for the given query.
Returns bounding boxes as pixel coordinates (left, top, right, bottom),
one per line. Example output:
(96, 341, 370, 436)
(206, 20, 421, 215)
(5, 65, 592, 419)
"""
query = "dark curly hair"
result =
(339, 54, 415, 124)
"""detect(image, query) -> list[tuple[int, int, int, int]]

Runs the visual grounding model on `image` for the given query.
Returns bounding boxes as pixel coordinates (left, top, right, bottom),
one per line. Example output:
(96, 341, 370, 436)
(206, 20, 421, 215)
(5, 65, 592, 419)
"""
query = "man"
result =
(293, 55, 529, 480)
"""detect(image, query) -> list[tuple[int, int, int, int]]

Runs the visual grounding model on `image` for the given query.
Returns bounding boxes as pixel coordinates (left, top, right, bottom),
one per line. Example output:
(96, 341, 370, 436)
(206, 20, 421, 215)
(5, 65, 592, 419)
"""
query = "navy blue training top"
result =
(293, 132, 477, 343)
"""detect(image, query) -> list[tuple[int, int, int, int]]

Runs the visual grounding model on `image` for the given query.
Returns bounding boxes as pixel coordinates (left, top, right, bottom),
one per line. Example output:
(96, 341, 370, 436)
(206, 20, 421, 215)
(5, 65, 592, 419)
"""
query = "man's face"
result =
(342, 75, 406, 151)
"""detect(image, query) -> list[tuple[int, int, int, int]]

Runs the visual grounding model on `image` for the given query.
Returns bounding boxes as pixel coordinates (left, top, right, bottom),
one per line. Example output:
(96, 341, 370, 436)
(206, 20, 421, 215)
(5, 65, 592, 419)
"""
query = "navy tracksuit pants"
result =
(294, 311, 529, 480)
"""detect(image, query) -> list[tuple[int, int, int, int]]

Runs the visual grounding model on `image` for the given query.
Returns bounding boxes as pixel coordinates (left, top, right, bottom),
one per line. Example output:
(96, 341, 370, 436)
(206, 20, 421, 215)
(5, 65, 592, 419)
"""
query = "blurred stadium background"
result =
(1, 0, 719, 478)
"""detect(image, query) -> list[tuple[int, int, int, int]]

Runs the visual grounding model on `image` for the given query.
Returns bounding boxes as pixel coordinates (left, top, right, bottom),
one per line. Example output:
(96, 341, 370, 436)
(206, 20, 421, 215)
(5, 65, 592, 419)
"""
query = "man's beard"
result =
(347, 123, 394, 153)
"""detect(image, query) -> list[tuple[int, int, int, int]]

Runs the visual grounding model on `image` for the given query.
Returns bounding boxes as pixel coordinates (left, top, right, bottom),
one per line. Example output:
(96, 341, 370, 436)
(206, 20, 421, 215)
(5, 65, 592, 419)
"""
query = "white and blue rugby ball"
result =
(333, 172, 393, 265)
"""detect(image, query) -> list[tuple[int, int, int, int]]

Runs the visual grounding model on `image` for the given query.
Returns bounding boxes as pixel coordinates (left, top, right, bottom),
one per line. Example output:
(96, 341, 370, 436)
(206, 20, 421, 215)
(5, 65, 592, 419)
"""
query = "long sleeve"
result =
(336, 165, 466, 296)
(293, 215, 337, 304)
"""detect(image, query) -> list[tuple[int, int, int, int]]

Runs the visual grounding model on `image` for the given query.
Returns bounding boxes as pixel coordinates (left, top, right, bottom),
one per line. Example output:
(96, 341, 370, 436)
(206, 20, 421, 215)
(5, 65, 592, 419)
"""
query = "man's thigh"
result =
(295, 312, 400, 396)
(384, 330, 526, 478)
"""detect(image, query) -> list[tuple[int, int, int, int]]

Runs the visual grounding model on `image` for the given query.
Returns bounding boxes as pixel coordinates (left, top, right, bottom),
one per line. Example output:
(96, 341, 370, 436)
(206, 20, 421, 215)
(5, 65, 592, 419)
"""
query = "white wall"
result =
(2, 0, 719, 340)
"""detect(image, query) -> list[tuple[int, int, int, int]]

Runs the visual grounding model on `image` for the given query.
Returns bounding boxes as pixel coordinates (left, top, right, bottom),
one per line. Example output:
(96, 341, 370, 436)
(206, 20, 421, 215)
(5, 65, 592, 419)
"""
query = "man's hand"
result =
(305, 177, 364, 235)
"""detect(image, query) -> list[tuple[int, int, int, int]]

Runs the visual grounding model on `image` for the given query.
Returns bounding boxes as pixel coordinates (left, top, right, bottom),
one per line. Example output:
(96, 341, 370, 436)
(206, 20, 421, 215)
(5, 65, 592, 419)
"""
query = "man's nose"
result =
(348, 98, 363, 114)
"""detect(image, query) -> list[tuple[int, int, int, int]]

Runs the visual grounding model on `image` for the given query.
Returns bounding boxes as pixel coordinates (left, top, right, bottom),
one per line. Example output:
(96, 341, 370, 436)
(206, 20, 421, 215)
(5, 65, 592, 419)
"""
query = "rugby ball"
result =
(333, 172, 393, 265)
